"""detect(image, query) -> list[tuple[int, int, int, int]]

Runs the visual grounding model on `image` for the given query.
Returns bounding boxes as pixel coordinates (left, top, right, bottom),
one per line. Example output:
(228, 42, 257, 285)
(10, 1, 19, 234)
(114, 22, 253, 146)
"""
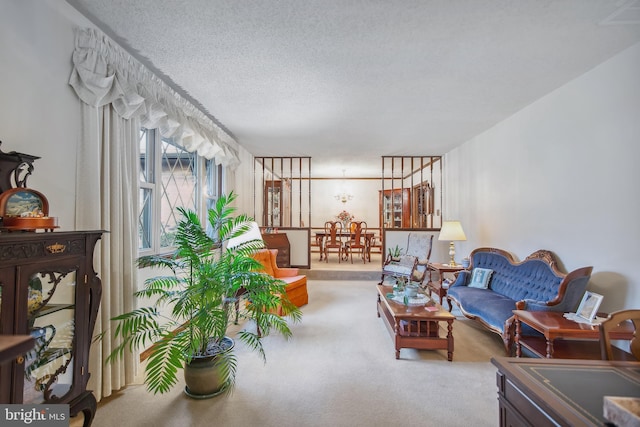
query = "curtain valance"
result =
(69, 28, 239, 168)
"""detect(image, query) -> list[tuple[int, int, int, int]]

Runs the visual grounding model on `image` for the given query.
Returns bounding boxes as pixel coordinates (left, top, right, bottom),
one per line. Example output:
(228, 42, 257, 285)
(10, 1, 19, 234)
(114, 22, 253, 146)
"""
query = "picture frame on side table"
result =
(575, 291, 603, 323)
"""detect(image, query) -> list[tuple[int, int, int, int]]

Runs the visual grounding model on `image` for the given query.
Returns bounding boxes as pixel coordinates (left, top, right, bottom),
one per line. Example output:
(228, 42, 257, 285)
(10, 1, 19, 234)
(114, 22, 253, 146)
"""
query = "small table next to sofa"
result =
(513, 310, 636, 360)
(425, 262, 465, 310)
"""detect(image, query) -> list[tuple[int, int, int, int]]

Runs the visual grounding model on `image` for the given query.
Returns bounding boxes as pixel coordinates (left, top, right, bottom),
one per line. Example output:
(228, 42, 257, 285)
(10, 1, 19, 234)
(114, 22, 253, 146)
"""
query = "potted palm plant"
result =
(107, 192, 302, 397)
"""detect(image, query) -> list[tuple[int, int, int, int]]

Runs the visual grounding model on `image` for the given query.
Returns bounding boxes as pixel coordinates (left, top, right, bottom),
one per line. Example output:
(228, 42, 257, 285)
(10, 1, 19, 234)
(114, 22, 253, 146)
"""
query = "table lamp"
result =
(438, 221, 466, 266)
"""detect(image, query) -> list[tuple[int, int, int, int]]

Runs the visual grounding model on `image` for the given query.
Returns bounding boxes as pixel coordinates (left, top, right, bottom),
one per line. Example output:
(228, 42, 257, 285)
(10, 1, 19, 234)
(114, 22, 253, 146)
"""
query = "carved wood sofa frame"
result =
(446, 247, 593, 354)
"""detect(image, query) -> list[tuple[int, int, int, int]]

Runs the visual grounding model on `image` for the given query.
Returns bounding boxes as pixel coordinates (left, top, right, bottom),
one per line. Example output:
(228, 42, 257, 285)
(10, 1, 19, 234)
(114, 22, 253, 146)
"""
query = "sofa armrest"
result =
(518, 267, 593, 312)
(546, 266, 593, 307)
(450, 270, 471, 288)
(518, 299, 562, 311)
(273, 266, 300, 278)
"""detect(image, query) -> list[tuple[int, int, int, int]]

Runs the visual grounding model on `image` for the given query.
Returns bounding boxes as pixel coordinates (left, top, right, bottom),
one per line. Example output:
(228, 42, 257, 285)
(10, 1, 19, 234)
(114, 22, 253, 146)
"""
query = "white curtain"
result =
(68, 27, 239, 400)
(68, 28, 239, 166)
(75, 103, 138, 400)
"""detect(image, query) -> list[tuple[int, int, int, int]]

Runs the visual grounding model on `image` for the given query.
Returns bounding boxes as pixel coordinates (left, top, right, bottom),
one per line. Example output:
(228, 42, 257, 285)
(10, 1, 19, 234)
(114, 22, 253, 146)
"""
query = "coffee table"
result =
(376, 285, 455, 360)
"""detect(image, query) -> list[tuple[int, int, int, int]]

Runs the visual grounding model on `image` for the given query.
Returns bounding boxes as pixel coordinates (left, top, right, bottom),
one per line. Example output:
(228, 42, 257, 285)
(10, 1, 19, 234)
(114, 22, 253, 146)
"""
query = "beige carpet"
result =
(83, 280, 505, 427)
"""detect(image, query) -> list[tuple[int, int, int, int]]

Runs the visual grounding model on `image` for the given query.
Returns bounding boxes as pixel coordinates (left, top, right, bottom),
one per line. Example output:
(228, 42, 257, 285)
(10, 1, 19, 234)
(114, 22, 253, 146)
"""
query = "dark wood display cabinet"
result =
(379, 188, 411, 228)
(263, 180, 282, 228)
(0, 230, 103, 427)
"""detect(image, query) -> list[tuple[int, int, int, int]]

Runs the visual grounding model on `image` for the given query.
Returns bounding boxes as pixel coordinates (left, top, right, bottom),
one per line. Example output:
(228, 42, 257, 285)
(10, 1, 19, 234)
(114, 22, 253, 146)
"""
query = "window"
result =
(139, 128, 222, 254)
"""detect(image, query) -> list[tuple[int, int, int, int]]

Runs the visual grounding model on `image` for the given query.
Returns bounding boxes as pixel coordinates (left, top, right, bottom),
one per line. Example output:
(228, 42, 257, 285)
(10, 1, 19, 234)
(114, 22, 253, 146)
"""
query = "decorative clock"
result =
(0, 188, 58, 231)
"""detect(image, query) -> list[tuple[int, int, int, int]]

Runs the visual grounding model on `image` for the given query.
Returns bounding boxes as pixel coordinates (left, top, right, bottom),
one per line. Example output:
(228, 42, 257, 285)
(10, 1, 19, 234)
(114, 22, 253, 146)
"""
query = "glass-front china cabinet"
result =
(0, 231, 103, 427)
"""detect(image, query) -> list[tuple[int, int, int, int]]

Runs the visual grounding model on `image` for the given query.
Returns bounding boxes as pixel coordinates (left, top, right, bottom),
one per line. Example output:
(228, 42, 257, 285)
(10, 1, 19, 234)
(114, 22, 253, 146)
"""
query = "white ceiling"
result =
(66, 0, 640, 177)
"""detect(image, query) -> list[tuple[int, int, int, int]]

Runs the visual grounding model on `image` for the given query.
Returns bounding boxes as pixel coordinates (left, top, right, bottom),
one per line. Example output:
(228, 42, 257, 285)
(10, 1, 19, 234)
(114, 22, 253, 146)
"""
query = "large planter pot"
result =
(184, 336, 234, 399)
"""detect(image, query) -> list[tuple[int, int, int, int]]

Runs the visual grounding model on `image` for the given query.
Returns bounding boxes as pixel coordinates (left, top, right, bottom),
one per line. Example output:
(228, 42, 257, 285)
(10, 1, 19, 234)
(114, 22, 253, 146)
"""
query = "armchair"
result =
(379, 233, 434, 285)
(599, 309, 640, 361)
(252, 249, 308, 314)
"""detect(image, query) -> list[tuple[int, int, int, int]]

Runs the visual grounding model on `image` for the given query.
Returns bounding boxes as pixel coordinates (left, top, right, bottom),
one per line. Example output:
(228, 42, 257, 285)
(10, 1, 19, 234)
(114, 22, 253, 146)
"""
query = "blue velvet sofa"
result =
(446, 247, 593, 353)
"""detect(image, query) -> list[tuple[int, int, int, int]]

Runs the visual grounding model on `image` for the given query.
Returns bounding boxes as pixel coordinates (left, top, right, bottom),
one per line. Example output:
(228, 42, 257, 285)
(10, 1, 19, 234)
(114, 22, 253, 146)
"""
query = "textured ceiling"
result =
(66, 0, 640, 177)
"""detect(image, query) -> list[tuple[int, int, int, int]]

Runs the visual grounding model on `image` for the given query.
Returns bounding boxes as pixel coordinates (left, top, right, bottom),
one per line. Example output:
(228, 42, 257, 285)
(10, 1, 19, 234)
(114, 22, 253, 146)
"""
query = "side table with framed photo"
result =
(513, 308, 635, 360)
(563, 291, 604, 324)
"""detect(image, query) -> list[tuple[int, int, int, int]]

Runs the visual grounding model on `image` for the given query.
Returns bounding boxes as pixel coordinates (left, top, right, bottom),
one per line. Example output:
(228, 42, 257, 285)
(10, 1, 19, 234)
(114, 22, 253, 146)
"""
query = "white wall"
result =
(444, 42, 640, 312)
(228, 145, 256, 217)
(0, 0, 95, 229)
(311, 179, 381, 228)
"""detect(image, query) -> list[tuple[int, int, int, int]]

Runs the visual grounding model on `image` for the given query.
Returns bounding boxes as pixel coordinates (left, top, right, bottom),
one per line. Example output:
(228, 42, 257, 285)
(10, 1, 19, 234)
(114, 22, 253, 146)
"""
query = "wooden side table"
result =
(425, 262, 464, 310)
(513, 310, 635, 359)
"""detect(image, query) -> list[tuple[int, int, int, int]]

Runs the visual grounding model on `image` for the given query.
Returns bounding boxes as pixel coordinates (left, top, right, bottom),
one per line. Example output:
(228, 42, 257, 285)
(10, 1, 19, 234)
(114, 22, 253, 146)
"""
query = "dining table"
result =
(314, 231, 376, 262)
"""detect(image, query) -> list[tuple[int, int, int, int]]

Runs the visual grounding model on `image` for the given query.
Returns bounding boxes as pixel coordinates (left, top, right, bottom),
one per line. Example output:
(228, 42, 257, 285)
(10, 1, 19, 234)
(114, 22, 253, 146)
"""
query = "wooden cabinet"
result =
(263, 180, 292, 228)
(379, 189, 411, 228)
(264, 181, 282, 227)
(0, 231, 103, 427)
(412, 182, 435, 228)
(261, 233, 290, 267)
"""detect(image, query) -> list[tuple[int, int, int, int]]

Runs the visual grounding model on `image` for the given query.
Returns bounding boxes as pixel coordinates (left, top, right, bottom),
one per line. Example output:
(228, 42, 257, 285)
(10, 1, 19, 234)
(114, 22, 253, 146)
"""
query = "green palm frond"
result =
(237, 330, 266, 362)
(211, 347, 237, 394)
(145, 333, 187, 394)
(107, 307, 170, 363)
(136, 255, 182, 272)
(104, 191, 302, 395)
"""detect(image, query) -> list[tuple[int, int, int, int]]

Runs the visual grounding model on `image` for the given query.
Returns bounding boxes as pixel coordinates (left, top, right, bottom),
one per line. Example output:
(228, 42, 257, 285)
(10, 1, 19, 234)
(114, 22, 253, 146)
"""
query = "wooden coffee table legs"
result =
(377, 290, 455, 361)
(391, 318, 454, 361)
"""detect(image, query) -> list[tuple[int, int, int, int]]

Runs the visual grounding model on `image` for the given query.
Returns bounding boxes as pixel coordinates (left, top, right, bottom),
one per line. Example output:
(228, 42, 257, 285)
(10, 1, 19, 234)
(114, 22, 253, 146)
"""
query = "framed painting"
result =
(575, 291, 604, 322)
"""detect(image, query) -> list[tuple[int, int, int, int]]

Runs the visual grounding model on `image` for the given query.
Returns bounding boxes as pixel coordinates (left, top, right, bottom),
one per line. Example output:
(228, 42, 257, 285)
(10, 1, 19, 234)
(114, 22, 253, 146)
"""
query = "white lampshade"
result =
(226, 221, 263, 249)
(438, 221, 466, 266)
(438, 221, 467, 241)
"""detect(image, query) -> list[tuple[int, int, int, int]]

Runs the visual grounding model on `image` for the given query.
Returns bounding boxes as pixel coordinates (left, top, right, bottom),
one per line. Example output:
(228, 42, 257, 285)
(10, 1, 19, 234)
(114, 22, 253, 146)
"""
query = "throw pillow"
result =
(468, 268, 493, 289)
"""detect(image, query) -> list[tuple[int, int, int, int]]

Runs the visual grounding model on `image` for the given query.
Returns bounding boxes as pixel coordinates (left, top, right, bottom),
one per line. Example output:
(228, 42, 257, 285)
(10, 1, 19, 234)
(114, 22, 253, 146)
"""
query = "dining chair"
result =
(599, 309, 640, 360)
(323, 221, 344, 263)
(345, 221, 368, 263)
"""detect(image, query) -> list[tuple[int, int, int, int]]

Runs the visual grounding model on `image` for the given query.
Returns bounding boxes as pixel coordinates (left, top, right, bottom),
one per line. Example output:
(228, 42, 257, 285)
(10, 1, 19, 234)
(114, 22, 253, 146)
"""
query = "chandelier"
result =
(334, 170, 353, 204)
(335, 192, 353, 204)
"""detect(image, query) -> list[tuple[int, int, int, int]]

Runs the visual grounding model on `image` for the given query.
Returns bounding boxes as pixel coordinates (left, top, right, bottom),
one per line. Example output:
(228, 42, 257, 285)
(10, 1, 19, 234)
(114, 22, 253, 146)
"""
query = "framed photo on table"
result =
(575, 291, 603, 322)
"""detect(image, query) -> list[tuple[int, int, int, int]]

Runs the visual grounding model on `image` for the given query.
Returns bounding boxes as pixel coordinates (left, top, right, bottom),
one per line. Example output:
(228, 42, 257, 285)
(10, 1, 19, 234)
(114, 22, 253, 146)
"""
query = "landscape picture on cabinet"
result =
(3, 190, 45, 217)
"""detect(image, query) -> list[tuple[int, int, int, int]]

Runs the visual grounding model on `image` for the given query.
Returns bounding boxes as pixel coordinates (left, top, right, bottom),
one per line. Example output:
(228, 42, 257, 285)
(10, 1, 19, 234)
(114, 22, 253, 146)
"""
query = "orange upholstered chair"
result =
(252, 249, 308, 314)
